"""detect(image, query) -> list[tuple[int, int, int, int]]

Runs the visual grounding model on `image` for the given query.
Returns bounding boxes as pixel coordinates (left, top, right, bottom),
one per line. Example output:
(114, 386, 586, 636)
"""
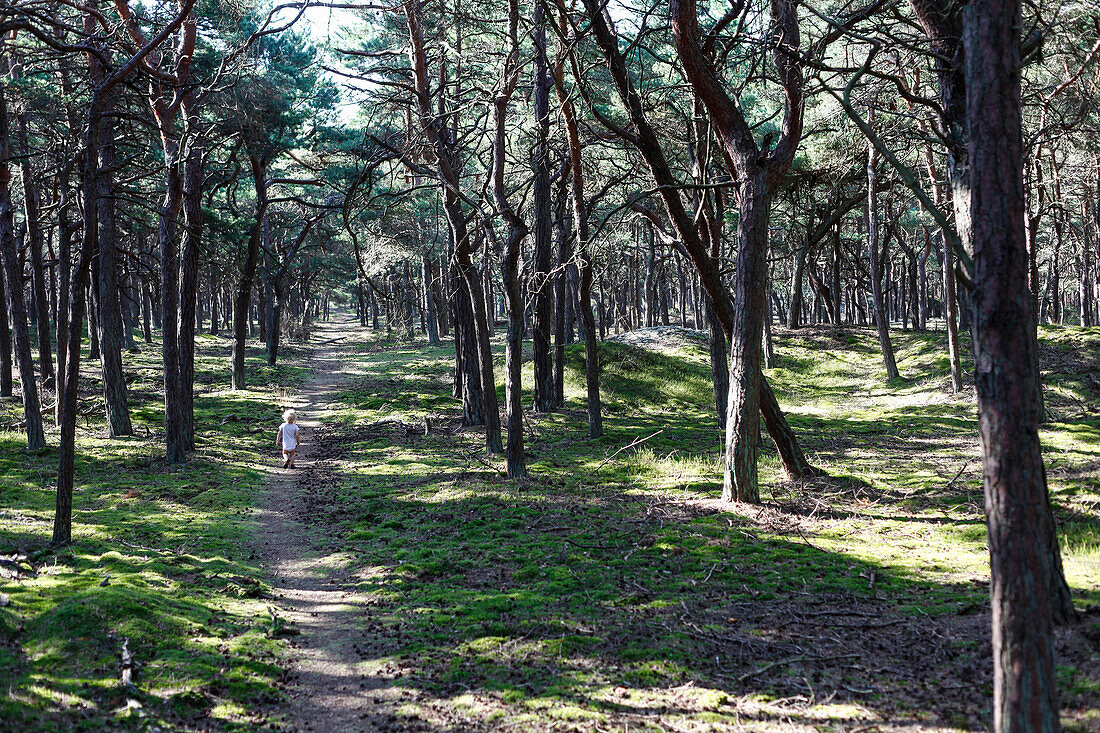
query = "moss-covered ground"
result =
(1, 319, 1098, 731)
(1, 332, 310, 731)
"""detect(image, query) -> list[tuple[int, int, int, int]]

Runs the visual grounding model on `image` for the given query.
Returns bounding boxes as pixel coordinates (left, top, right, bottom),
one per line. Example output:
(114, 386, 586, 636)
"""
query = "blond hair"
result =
(283, 408, 296, 423)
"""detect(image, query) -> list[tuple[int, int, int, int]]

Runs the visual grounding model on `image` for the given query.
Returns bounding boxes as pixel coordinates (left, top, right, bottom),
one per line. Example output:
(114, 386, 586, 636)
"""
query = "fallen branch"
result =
(595, 430, 664, 472)
(314, 335, 348, 346)
(946, 458, 974, 487)
(736, 653, 860, 683)
(564, 537, 615, 550)
(796, 618, 906, 629)
(460, 451, 506, 476)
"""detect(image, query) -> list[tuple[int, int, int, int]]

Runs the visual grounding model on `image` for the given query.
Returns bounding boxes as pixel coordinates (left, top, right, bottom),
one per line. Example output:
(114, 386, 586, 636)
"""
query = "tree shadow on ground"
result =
(292, 337, 1100, 730)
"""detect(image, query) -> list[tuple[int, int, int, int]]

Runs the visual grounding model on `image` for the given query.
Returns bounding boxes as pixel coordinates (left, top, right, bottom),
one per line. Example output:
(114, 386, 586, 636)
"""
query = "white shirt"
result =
(280, 422, 300, 450)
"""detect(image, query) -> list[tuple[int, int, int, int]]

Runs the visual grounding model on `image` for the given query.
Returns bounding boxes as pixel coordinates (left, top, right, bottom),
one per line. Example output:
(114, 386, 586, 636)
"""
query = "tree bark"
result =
(723, 175, 769, 502)
(671, 0, 806, 500)
(942, 231, 964, 393)
(423, 255, 441, 345)
(964, 1, 1073, 728)
(789, 239, 808, 329)
(553, 20, 601, 437)
(179, 116, 203, 450)
(495, 0, 529, 476)
(531, 1, 554, 413)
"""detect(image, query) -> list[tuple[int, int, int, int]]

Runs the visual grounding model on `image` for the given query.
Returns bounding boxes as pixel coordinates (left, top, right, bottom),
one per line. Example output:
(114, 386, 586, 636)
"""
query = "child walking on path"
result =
(276, 409, 301, 468)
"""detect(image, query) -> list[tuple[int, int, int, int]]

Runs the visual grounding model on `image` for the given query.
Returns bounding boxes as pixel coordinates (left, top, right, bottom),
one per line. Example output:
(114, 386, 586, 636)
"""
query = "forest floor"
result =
(1, 315, 1099, 731)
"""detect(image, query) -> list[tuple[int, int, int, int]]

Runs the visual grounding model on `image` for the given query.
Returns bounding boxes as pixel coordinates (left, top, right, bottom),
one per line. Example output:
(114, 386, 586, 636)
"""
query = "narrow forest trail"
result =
(253, 318, 397, 732)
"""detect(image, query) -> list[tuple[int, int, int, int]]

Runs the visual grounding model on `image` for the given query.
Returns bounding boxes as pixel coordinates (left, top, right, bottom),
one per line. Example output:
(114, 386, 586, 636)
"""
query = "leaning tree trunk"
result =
(406, 0, 500, 452)
(964, 2, 1074, 729)
(553, 19, 601, 437)
(585, 0, 816, 485)
(55, 84, 109, 544)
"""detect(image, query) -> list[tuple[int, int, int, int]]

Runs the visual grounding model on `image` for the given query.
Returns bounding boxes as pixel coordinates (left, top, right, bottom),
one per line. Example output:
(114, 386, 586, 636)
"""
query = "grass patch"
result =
(0, 332, 312, 731)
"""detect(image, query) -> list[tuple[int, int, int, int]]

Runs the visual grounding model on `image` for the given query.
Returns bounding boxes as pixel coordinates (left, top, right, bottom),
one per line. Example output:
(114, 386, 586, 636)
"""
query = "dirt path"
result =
(253, 320, 397, 732)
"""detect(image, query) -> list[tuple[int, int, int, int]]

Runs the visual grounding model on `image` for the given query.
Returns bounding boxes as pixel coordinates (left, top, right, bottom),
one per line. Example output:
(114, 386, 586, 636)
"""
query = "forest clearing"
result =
(1, 319, 1099, 730)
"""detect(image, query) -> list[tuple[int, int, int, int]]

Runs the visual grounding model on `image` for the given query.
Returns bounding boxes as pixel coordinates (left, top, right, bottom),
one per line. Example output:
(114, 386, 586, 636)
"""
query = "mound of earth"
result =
(606, 325, 709, 351)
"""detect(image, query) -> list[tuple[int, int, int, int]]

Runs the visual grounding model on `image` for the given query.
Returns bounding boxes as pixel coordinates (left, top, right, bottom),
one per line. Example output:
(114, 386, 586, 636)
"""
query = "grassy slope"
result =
(1, 322, 1098, 731)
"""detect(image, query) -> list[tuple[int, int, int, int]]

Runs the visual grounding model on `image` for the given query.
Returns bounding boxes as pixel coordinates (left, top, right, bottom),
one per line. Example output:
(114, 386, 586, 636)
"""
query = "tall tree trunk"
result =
(531, 1, 554, 413)
(232, 150, 266, 391)
(179, 126, 202, 450)
(552, 170, 570, 409)
(553, 27, 601, 437)
(495, 0, 530, 476)
(723, 175, 769, 503)
(942, 234, 964, 393)
(918, 232, 931, 330)
(453, 275, 484, 424)
(56, 85, 111, 544)
(96, 115, 133, 436)
(423, 255, 440, 345)
(576, 252, 602, 438)
(586, 0, 816, 484)
(0, 259, 10, 397)
(965, 2, 1074, 728)
(829, 223, 841, 324)
(867, 139, 900, 381)
(0, 73, 44, 450)
(406, 1, 500, 452)
(789, 238, 808, 329)
(159, 132, 185, 460)
(502, 236, 527, 475)
(14, 109, 54, 390)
